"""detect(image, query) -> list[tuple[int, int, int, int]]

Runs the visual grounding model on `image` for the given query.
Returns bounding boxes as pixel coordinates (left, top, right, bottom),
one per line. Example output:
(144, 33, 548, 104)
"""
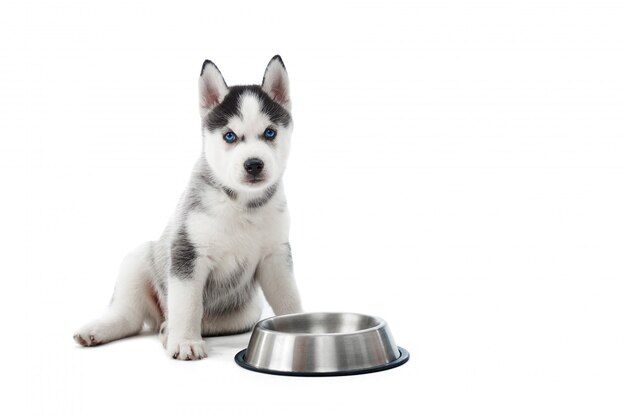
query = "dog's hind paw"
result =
(73, 331, 103, 347)
(73, 319, 118, 347)
(166, 338, 207, 361)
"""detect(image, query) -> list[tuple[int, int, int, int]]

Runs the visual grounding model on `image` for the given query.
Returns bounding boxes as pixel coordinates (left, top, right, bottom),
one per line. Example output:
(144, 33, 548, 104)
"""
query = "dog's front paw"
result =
(166, 337, 207, 361)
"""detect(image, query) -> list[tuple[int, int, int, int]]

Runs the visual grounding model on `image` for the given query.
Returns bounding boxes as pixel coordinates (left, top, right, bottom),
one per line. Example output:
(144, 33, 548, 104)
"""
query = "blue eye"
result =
(263, 128, 276, 140)
(223, 131, 237, 143)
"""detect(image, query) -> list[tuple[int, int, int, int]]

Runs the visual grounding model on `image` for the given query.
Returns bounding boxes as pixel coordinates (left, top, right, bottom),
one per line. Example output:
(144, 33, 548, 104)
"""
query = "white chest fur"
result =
(184, 187, 289, 279)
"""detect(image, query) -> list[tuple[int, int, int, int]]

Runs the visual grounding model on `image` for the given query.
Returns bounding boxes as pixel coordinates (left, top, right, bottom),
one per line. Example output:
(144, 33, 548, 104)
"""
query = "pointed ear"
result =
(198, 60, 228, 115)
(262, 55, 291, 110)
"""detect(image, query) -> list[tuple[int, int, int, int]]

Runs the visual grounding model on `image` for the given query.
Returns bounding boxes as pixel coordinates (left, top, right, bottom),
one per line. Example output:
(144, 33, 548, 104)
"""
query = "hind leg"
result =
(74, 242, 163, 346)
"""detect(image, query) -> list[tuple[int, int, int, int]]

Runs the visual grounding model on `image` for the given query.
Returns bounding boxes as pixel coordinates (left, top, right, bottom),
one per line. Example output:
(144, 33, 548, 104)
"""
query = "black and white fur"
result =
(74, 56, 302, 360)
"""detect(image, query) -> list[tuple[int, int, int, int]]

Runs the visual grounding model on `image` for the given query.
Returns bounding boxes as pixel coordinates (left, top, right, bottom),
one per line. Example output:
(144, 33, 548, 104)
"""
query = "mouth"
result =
(244, 176, 266, 185)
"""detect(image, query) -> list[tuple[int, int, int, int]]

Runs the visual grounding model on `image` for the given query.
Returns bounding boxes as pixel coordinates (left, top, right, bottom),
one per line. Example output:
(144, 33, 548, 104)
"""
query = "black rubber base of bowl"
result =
(234, 346, 410, 377)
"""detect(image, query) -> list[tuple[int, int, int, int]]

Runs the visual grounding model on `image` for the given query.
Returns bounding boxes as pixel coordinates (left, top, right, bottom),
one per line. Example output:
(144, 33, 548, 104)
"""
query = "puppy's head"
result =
(198, 56, 293, 192)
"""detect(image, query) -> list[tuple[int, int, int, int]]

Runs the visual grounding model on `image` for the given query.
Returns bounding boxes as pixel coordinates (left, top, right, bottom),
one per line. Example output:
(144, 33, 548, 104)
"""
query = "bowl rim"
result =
(253, 311, 388, 337)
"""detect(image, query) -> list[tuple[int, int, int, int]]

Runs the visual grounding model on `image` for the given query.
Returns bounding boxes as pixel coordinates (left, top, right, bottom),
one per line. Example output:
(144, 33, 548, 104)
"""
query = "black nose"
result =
(244, 158, 264, 177)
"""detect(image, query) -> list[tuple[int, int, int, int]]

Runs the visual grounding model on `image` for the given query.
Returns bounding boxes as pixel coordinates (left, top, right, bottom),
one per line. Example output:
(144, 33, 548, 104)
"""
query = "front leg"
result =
(256, 242, 303, 315)
(165, 239, 210, 360)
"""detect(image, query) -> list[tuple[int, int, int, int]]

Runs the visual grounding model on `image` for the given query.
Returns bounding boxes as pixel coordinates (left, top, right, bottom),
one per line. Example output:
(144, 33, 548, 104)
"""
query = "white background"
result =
(1, 0, 625, 414)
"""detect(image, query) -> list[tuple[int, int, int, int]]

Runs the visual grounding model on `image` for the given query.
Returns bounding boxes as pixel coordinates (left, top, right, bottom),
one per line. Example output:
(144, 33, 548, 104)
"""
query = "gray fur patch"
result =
(203, 259, 257, 316)
(284, 242, 293, 270)
(170, 228, 196, 279)
(222, 186, 238, 200)
(247, 183, 278, 209)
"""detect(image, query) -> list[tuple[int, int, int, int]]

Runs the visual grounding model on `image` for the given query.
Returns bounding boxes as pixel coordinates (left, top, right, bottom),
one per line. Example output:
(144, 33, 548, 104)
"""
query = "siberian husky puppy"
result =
(74, 56, 302, 360)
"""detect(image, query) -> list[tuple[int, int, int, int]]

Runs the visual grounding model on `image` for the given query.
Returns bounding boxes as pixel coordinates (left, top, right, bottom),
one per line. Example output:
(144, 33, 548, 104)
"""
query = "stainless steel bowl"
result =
(234, 312, 409, 376)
